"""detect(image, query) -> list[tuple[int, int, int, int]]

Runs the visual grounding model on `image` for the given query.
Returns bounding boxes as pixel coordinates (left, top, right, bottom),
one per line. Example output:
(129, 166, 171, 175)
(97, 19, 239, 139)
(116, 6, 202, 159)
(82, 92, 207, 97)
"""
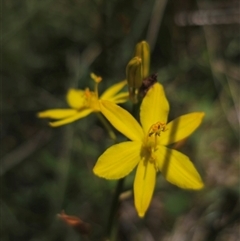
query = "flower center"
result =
(148, 122, 167, 137)
(81, 73, 103, 111)
(143, 121, 167, 168)
(84, 88, 100, 111)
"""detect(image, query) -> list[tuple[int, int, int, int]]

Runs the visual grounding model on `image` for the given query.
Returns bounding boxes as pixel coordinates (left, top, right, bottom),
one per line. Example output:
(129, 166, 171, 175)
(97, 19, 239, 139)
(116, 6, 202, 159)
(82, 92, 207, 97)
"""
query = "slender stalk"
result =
(106, 178, 125, 239)
(131, 100, 141, 123)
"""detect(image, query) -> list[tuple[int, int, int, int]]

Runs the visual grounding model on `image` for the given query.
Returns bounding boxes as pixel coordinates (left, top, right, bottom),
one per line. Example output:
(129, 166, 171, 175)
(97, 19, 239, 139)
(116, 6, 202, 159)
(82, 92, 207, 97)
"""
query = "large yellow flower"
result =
(94, 82, 204, 217)
(37, 73, 129, 127)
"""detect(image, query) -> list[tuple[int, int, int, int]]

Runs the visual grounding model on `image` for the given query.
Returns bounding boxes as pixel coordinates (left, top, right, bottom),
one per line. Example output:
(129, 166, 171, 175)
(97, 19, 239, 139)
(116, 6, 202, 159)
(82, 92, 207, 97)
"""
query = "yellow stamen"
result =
(90, 73, 102, 83)
(83, 88, 99, 111)
(90, 73, 102, 99)
(148, 122, 167, 137)
(84, 88, 91, 98)
(145, 121, 167, 156)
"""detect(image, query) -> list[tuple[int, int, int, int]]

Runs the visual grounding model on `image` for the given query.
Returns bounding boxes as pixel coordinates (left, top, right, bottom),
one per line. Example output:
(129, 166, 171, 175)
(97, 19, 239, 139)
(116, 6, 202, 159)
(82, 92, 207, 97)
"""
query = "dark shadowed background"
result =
(1, 0, 239, 240)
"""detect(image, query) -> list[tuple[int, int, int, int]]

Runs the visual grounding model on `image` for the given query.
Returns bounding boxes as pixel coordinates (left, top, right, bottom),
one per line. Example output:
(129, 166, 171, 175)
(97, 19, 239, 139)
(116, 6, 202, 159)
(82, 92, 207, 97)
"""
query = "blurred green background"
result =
(1, 0, 239, 240)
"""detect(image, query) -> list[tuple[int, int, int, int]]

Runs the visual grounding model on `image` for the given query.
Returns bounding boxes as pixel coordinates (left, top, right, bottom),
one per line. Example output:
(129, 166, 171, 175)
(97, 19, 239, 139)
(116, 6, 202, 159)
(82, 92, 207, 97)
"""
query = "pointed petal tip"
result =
(199, 112, 205, 119)
(37, 112, 47, 118)
(171, 179, 204, 191)
(49, 121, 61, 127)
(183, 178, 204, 190)
(194, 112, 205, 123)
(193, 111, 205, 126)
(194, 181, 204, 190)
(92, 166, 123, 180)
(92, 166, 102, 178)
(92, 166, 101, 177)
(137, 211, 145, 218)
(92, 168, 118, 180)
(92, 167, 99, 177)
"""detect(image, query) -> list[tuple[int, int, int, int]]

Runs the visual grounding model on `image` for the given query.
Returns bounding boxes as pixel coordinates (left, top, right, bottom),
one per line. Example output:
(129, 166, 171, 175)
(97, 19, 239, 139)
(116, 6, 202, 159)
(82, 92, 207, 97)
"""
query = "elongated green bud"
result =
(126, 56, 142, 103)
(126, 57, 142, 89)
(134, 41, 150, 78)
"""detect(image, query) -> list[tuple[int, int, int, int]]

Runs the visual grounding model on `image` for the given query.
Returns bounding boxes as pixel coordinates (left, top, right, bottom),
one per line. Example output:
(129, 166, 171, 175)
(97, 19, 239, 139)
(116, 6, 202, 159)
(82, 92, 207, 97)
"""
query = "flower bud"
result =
(134, 41, 150, 78)
(126, 57, 142, 89)
(126, 56, 142, 103)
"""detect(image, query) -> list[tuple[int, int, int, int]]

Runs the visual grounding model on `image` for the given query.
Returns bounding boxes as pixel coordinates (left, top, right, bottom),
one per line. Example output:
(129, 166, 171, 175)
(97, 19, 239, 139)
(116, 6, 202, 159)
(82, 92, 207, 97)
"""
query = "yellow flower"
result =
(93, 82, 204, 217)
(37, 73, 129, 127)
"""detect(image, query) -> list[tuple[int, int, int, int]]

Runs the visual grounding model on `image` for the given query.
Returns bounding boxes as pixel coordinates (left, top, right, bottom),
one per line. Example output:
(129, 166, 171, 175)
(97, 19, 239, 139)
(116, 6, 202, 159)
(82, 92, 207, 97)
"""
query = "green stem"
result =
(132, 98, 142, 123)
(106, 178, 125, 239)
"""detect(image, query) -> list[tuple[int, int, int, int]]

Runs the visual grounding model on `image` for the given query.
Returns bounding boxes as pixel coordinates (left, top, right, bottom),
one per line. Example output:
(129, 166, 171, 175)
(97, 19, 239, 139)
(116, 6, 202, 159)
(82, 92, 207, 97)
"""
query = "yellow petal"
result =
(155, 146, 204, 189)
(37, 109, 78, 119)
(100, 80, 127, 100)
(100, 100, 144, 141)
(134, 160, 156, 217)
(159, 112, 205, 146)
(93, 141, 142, 179)
(140, 83, 169, 135)
(66, 89, 86, 109)
(107, 92, 129, 104)
(49, 108, 93, 127)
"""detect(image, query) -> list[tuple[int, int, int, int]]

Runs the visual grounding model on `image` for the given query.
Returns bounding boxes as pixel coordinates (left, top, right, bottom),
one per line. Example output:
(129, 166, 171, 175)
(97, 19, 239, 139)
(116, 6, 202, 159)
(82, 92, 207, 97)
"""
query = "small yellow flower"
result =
(37, 74, 129, 127)
(94, 83, 204, 217)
